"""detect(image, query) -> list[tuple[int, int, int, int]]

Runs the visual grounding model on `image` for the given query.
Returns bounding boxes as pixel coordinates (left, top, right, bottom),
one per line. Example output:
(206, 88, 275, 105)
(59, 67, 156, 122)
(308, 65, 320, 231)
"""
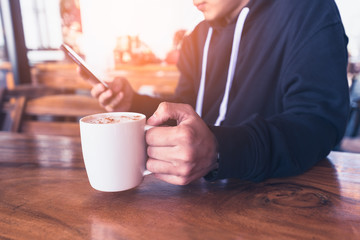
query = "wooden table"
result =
(0, 132, 359, 239)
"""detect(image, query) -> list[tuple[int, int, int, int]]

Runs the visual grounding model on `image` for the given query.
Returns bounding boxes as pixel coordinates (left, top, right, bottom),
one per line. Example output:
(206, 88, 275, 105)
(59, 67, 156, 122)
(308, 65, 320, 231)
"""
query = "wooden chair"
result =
(0, 87, 26, 132)
(1, 84, 105, 137)
(22, 94, 104, 137)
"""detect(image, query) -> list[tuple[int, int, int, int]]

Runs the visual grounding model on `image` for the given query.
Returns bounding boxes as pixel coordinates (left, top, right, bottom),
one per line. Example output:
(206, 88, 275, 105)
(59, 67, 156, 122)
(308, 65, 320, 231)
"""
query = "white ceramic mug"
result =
(79, 112, 152, 192)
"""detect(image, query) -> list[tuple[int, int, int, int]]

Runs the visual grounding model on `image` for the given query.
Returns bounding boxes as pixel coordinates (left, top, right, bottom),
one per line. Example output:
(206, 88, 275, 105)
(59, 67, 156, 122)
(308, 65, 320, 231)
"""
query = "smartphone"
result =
(60, 43, 109, 88)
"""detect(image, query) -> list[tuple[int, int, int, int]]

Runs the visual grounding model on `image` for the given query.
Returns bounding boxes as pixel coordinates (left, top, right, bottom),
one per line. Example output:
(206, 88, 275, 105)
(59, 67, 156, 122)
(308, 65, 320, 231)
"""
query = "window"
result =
(0, 11, 7, 60)
(20, 0, 64, 63)
(0, 8, 11, 87)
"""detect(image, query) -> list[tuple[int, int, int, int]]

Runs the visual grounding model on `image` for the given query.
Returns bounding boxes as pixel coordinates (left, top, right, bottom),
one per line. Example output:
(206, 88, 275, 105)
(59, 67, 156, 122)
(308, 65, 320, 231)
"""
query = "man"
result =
(87, 0, 349, 185)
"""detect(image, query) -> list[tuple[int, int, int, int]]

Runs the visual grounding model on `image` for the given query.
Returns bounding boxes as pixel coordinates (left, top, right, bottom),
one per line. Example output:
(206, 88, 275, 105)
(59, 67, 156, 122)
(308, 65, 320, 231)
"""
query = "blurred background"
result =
(0, 0, 359, 88)
(0, 0, 205, 95)
(1, 0, 360, 143)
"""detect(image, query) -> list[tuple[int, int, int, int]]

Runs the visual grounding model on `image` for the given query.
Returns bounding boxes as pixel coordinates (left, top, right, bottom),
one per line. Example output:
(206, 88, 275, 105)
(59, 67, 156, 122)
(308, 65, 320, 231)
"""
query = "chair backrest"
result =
(0, 87, 26, 132)
(1, 84, 104, 137)
(22, 94, 104, 137)
(5, 84, 74, 99)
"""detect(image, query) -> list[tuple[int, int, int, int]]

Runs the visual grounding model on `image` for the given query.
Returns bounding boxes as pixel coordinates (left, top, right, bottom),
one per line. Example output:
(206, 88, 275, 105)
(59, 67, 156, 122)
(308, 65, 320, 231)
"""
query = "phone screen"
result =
(60, 44, 109, 88)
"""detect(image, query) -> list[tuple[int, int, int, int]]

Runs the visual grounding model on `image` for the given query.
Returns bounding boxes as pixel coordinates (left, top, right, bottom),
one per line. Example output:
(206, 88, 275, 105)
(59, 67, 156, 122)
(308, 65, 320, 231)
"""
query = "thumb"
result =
(147, 102, 192, 126)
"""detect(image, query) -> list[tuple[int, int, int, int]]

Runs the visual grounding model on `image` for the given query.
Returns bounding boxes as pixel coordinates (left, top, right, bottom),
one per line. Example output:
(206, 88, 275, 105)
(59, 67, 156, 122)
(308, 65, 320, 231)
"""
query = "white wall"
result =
(79, 0, 203, 78)
(336, 0, 360, 59)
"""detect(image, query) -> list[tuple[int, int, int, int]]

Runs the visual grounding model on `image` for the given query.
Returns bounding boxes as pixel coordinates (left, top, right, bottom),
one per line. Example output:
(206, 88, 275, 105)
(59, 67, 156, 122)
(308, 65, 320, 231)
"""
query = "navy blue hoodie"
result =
(131, 0, 349, 182)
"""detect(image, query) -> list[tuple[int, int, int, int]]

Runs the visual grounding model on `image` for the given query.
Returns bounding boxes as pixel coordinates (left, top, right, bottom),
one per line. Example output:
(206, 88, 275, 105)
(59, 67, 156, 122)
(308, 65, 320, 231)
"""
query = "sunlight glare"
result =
(79, 0, 203, 77)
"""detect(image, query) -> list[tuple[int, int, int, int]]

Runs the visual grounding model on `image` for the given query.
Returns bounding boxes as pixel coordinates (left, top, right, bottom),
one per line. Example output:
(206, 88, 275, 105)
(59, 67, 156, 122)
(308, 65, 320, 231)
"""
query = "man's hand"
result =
(77, 66, 134, 112)
(146, 102, 219, 185)
(90, 77, 134, 112)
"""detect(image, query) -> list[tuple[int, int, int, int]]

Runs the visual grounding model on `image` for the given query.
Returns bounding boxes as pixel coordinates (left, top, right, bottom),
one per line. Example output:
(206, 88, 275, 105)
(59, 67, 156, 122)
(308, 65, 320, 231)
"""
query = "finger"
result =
(153, 174, 195, 186)
(147, 123, 199, 148)
(91, 83, 106, 99)
(106, 92, 124, 110)
(148, 145, 219, 173)
(98, 89, 114, 107)
(147, 102, 194, 126)
(147, 145, 188, 162)
(154, 160, 218, 185)
(105, 103, 117, 112)
(146, 158, 177, 175)
(146, 126, 179, 146)
(146, 158, 194, 177)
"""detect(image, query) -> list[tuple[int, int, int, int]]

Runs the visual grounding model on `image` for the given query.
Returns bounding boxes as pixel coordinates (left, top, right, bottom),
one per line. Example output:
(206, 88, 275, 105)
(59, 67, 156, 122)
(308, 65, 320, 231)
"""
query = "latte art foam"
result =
(87, 115, 142, 124)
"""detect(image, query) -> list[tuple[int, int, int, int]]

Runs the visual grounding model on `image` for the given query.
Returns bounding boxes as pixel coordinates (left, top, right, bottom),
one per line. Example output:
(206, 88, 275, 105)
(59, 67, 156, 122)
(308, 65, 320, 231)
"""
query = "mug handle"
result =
(143, 170, 152, 176)
(144, 124, 154, 176)
(144, 125, 154, 131)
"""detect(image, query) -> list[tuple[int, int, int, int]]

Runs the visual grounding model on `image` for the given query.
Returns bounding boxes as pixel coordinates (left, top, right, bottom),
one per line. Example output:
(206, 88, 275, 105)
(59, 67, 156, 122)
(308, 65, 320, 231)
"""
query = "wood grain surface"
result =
(0, 132, 359, 240)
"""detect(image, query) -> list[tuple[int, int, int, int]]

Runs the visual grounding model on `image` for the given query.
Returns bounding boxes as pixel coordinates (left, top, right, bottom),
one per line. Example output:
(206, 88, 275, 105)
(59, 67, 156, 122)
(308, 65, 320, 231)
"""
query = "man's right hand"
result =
(77, 66, 135, 112)
(90, 77, 134, 112)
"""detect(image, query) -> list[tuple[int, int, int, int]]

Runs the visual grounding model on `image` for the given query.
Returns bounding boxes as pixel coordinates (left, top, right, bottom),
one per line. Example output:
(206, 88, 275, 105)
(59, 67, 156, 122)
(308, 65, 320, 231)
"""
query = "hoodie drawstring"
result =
(195, 7, 250, 126)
